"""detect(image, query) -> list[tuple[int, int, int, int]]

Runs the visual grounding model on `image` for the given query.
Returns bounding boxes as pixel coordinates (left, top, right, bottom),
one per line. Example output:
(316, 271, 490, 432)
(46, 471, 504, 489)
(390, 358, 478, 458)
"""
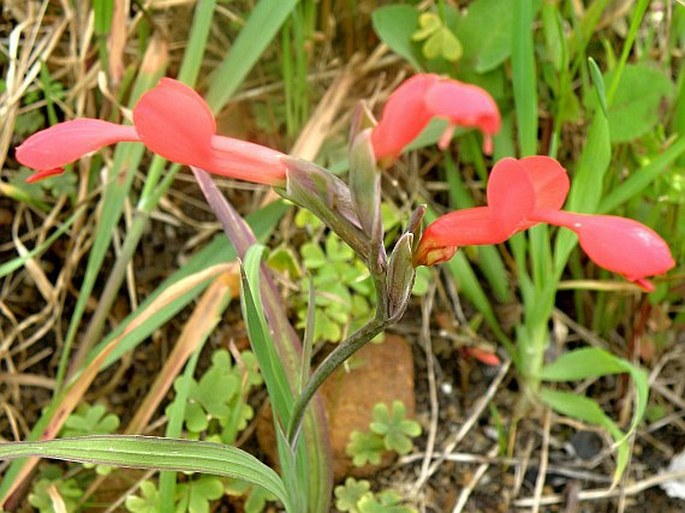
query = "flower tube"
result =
(532, 209, 675, 291)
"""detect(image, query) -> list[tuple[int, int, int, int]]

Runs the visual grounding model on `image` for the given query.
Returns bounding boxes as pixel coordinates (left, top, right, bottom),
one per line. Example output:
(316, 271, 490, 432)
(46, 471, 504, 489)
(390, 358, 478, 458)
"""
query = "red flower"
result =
(15, 78, 287, 186)
(415, 156, 674, 290)
(371, 74, 500, 165)
(414, 157, 560, 265)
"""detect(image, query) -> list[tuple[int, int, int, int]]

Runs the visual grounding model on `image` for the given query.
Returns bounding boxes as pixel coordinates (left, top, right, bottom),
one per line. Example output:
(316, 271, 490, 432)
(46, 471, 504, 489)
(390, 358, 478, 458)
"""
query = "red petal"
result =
(423, 79, 501, 137)
(133, 78, 216, 168)
(15, 119, 140, 174)
(463, 347, 501, 366)
(26, 168, 65, 183)
(533, 209, 675, 285)
(371, 74, 440, 163)
(486, 157, 536, 235)
(521, 156, 569, 212)
(415, 207, 506, 266)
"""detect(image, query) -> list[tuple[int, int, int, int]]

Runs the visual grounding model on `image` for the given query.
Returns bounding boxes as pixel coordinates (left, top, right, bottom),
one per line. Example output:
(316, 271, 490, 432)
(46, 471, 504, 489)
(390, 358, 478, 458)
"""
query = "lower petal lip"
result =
(26, 168, 65, 183)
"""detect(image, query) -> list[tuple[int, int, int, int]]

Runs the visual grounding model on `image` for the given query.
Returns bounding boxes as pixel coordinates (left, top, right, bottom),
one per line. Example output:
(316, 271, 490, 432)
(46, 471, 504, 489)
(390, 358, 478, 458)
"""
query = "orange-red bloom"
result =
(415, 156, 674, 290)
(16, 78, 287, 186)
(371, 74, 501, 165)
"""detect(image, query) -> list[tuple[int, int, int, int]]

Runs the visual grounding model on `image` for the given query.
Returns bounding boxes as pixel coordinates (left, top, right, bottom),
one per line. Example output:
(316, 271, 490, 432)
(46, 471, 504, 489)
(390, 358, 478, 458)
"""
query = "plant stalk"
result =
(286, 271, 402, 446)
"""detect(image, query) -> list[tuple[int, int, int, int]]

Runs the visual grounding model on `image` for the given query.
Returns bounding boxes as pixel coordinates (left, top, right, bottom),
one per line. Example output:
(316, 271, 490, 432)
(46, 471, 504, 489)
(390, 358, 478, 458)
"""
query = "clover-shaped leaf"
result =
(297, 232, 375, 344)
(412, 12, 462, 62)
(62, 403, 120, 437)
(334, 478, 372, 512)
(357, 491, 417, 513)
(370, 401, 422, 455)
(346, 430, 385, 467)
(238, 350, 263, 388)
(29, 477, 83, 513)
(225, 478, 276, 513)
(174, 350, 241, 433)
(176, 476, 224, 513)
(301, 241, 327, 268)
(125, 481, 160, 513)
(294, 207, 324, 231)
(244, 485, 276, 513)
(325, 233, 355, 263)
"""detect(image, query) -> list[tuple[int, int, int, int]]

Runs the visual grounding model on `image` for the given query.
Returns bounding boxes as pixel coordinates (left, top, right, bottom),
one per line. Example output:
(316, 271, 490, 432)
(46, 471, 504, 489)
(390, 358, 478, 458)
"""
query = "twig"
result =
(412, 282, 439, 496)
(452, 444, 499, 513)
(513, 468, 685, 508)
(532, 409, 552, 513)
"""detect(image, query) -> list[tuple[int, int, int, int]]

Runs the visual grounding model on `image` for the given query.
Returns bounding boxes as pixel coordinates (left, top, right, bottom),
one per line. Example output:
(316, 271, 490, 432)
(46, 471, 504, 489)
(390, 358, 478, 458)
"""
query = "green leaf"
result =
(603, 63, 674, 143)
(61, 403, 120, 437)
(455, 0, 513, 73)
(334, 478, 371, 512)
(413, 13, 462, 62)
(346, 431, 385, 467)
(588, 58, 608, 117)
(0, 436, 293, 512)
(126, 481, 161, 513)
(241, 245, 294, 427)
(540, 347, 629, 381)
(370, 402, 421, 455)
(205, 0, 300, 111)
(176, 476, 224, 513)
(540, 347, 649, 441)
(244, 485, 276, 513)
(301, 242, 327, 268)
(29, 477, 83, 513)
(357, 492, 417, 513)
(372, 5, 424, 70)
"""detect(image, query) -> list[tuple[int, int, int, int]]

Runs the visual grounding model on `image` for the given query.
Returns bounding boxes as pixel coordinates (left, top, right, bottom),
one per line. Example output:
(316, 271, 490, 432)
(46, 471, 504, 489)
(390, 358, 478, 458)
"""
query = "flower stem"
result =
(286, 315, 390, 446)
(286, 272, 400, 446)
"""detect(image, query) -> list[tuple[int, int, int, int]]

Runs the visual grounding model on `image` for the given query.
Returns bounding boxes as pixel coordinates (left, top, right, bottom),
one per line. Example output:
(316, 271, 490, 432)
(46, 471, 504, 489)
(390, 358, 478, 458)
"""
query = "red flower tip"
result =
(414, 207, 510, 267)
(533, 210, 675, 288)
(25, 168, 65, 183)
(424, 80, 501, 154)
(463, 347, 501, 366)
(371, 74, 500, 164)
(15, 119, 140, 181)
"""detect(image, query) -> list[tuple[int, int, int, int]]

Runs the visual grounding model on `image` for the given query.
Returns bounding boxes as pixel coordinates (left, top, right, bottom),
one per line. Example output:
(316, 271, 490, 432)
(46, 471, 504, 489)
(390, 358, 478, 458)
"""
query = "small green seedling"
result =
(346, 401, 421, 467)
(296, 231, 375, 344)
(127, 477, 225, 513)
(125, 481, 160, 513)
(225, 478, 277, 513)
(175, 476, 224, 513)
(412, 12, 462, 62)
(370, 401, 422, 455)
(334, 478, 417, 513)
(169, 349, 261, 444)
(346, 430, 386, 467)
(28, 466, 83, 513)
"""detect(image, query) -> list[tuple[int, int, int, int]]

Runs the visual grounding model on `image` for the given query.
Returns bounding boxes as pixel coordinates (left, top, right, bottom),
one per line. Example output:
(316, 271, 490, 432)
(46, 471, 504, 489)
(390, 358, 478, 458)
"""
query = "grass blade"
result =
(205, 0, 301, 111)
(0, 436, 292, 512)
